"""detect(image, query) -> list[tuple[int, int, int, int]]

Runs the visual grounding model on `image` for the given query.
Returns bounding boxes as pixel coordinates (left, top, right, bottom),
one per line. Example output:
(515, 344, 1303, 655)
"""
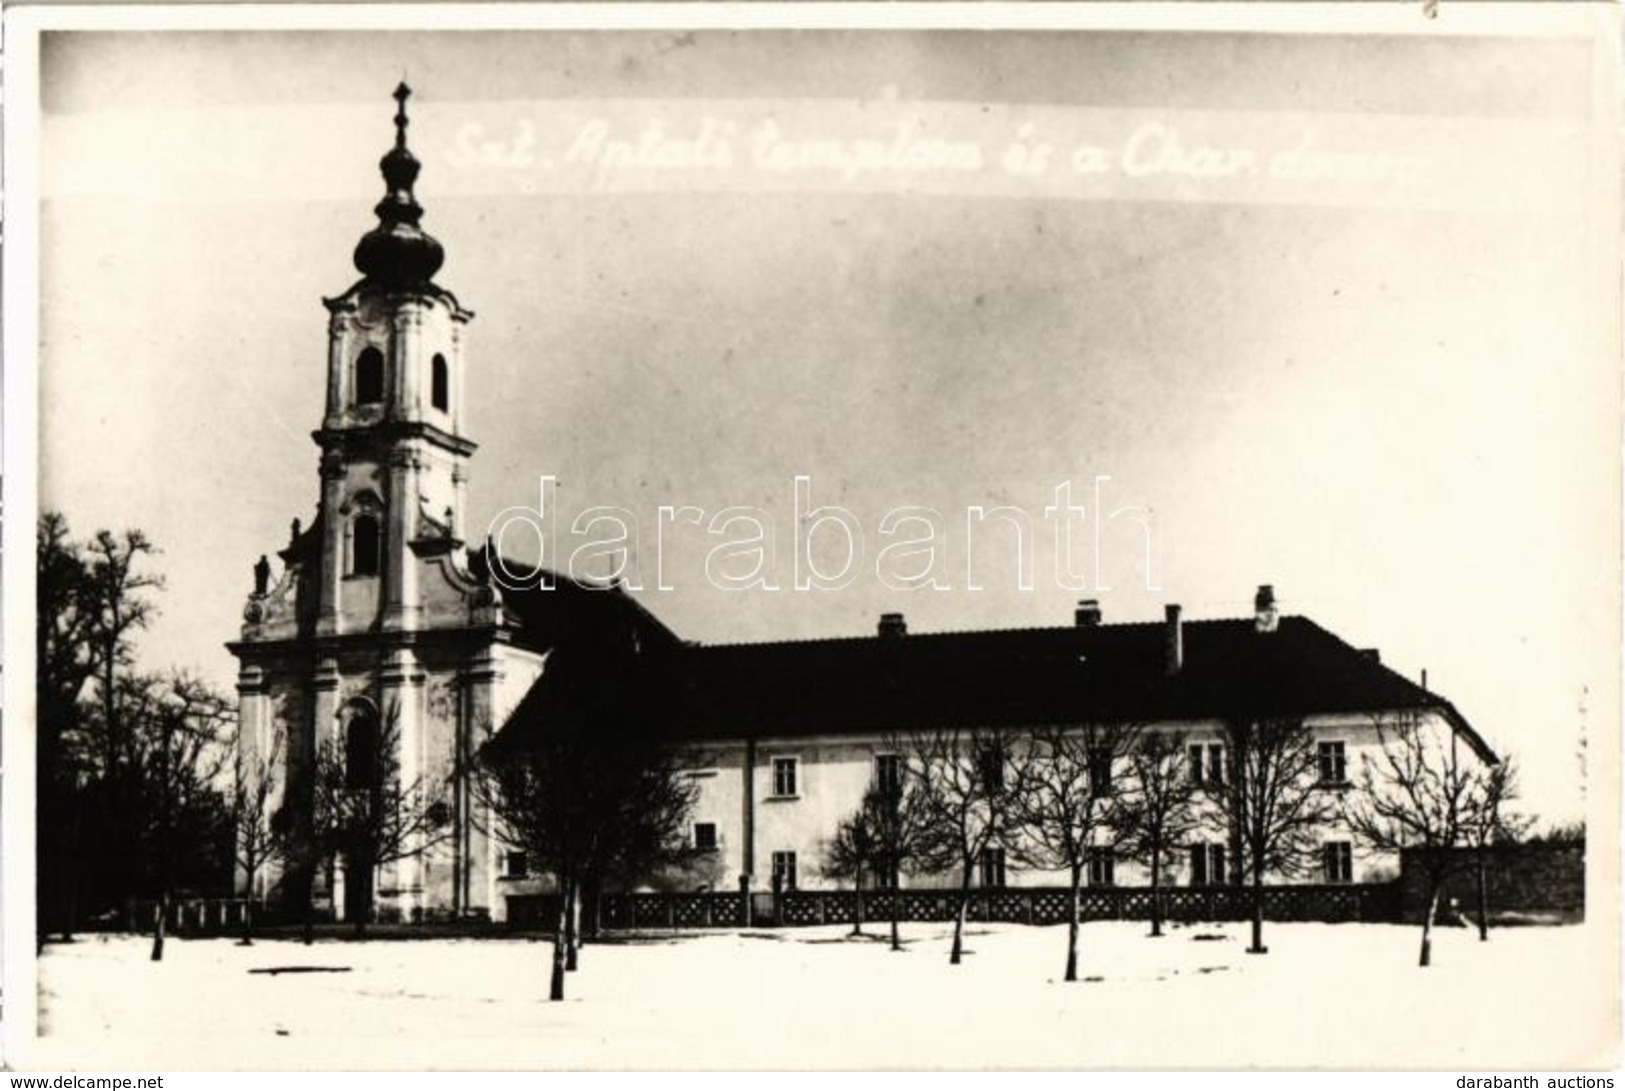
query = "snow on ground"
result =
(23, 919, 1616, 1070)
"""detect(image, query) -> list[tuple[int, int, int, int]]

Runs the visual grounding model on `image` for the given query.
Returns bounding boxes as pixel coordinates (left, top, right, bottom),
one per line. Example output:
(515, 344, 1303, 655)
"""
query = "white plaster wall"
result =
(480, 643, 549, 921)
(672, 742, 748, 892)
(671, 711, 1478, 895)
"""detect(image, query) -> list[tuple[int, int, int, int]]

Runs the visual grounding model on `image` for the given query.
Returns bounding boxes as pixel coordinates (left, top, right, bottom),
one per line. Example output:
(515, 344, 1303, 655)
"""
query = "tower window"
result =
(355, 347, 385, 406)
(351, 514, 381, 577)
(431, 353, 450, 413)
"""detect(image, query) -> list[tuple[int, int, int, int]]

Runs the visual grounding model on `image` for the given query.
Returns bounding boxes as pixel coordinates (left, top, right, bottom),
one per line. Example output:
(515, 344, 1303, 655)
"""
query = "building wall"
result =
(242, 616, 1469, 924)
(473, 642, 549, 920)
(232, 627, 548, 922)
(667, 711, 1462, 895)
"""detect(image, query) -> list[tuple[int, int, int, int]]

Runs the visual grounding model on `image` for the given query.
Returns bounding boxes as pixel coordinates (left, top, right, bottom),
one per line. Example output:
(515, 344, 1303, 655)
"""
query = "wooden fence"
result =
(123, 897, 256, 935)
(113, 883, 1400, 936)
(507, 882, 1401, 931)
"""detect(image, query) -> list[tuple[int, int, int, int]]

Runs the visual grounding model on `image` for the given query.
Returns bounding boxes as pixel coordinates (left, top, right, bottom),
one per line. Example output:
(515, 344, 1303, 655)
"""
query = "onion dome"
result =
(353, 83, 445, 288)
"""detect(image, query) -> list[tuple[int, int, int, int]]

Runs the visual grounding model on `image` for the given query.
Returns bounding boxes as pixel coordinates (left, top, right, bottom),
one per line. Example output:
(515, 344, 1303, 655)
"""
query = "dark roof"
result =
(655, 616, 1496, 761)
(472, 544, 682, 658)
(475, 565, 1495, 764)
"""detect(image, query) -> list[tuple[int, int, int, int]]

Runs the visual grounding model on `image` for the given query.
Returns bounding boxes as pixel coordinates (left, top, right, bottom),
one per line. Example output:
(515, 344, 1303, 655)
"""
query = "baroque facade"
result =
(230, 89, 1495, 924)
(228, 86, 678, 922)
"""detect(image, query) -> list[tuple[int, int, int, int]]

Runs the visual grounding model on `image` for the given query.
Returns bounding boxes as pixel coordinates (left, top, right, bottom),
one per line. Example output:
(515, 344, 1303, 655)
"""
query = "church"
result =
(229, 87, 1496, 925)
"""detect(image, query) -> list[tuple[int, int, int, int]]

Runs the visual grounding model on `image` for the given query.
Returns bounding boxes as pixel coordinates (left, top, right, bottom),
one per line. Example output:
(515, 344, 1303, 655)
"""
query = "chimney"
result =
(1075, 599, 1102, 627)
(1164, 604, 1183, 675)
(1254, 583, 1279, 633)
(878, 612, 907, 639)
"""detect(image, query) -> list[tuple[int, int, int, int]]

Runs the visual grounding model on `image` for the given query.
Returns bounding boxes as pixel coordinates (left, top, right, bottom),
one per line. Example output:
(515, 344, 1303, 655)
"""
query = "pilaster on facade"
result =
(450, 464, 469, 543)
(322, 307, 351, 426)
(383, 445, 424, 632)
(378, 645, 428, 918)
(391, 302, 426, 422)
(316, 452, 348, 636)
(459, 645, 506, 919)
(232, 663, 271, 897)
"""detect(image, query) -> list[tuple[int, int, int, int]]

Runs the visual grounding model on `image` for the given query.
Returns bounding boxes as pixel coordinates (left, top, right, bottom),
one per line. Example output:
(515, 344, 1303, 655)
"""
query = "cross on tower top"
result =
(352, 82, 444, 287)
(393, 82, 411, 149)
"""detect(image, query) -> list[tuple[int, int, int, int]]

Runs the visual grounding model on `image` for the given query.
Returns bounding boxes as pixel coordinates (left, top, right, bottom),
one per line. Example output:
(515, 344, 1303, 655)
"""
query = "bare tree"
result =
(139, 673, 235, 962)
(476, 725, 572, 999)
(37, 515, 236, 949)
(233, 721, 287, 944)
(42, 521, 166, 936)
(86, 529, 164, 811)
(36, 513, 103, 944)
(1010, 722, 1138, 981)
(648, 823, 731, 896)
(822, 809, 879, 936)
(906, 726, 1030, 966)
(1216, 715, 1340, 955)
(37, 514, 103, 729)
(1461, 758, 1529, 941)
(576, 743, 697, 968)
(1343, 712, 1506, 966)
(857, 756, 933, 952)
(475, 642, 695, 1001)
(311, 702, 453, 937)
(1117, 730, 1203, 937)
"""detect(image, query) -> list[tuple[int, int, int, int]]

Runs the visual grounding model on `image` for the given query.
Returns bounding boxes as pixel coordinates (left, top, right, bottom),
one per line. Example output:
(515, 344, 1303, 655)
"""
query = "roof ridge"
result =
(687, 613, 1307, 651)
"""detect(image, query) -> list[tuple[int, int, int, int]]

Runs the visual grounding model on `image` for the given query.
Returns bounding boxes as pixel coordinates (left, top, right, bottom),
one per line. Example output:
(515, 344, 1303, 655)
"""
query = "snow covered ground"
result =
(23, 919, 1617, 1070)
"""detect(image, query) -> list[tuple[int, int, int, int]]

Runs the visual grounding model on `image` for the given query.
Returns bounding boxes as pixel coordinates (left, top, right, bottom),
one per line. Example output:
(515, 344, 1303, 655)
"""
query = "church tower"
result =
(316, 82, 474, 637)
(231, 86, 546, 926)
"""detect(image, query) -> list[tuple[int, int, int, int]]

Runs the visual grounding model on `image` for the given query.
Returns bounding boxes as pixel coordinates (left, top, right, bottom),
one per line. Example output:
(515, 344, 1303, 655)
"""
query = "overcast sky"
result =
(32, 18, 1618, 825)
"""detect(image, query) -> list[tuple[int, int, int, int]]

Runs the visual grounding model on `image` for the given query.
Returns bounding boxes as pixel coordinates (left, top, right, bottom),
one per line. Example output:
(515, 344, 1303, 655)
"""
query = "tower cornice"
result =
(312, 420, 479, 459)
(323, 281, 474, 324)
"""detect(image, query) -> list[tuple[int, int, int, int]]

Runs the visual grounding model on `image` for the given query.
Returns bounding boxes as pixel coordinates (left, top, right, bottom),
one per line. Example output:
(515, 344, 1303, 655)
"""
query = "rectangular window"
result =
(979, 846, 1007, 888)
(1206, 744, 1226, 786)
(1088, 746, 1113, 791)
(1323, 841, 1353, 883)
(693, 822, 718, 852)
(1190, 843, 1226, 887)
(771, 757, 798, 798)
(1189, 744, 1225, 786)
(771, 850, 797, 891)
(1087, 847, 1116, 887)
(1318, 741, 1347, 785)
(505, 851, 529, 880)
(875, 753, 903, 798)
(870, 863, 897, 890)
(978, 745, 1006, 792)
